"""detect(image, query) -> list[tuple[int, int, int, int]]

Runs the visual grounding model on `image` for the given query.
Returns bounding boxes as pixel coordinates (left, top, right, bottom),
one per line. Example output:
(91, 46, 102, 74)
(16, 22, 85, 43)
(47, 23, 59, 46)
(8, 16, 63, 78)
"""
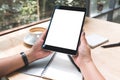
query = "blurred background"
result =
(0, 0, 120, 32)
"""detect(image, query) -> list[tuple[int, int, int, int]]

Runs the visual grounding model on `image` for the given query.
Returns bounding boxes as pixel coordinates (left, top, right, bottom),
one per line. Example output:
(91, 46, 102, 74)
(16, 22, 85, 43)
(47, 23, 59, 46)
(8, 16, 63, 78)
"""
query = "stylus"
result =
(101, 42, 120, 48)
(68, 55, 81, 72)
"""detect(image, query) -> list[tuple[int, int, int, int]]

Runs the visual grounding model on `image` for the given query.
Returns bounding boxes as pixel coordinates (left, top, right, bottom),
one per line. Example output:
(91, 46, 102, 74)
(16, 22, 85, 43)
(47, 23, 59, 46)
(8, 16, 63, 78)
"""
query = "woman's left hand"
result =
(26, 30, 52, 63)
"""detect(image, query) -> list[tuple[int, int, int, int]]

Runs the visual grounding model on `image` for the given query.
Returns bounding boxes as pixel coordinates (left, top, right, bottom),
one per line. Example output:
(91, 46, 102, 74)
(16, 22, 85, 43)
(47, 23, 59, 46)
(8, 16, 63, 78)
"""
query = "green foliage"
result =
(44, 0, 85, 19)
(0, 0, 38, 31)
(55, 0, 85, 7)
(0, 0, 86, 31)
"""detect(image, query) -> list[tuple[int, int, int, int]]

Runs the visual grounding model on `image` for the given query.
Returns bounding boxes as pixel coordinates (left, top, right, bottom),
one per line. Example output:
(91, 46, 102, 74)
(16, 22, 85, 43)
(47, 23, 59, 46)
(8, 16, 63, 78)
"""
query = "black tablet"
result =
(42, 6, 86, 55)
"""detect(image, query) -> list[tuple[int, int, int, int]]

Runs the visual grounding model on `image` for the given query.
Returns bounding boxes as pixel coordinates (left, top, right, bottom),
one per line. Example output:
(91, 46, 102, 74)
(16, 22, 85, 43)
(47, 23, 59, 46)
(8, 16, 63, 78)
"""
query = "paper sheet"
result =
(42, 53, 83, 80)
(20, 53, 55, 76)
(20, 52, 83, 80)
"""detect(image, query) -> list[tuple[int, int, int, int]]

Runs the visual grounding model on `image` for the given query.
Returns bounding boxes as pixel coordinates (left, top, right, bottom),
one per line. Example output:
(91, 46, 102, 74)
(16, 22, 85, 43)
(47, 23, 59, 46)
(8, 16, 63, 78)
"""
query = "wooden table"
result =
(0, 17, 120, 80)
(84, 18, 120, 80)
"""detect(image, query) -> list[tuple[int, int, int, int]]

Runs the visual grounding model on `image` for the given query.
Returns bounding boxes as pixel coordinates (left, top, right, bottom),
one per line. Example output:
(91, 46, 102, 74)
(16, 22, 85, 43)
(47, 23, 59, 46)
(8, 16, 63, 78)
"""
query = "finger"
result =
(43, 49, 53, 53)
(41, 29, 47, 40)
(35, 29, 47, 46)
(72, 54, 78, 59)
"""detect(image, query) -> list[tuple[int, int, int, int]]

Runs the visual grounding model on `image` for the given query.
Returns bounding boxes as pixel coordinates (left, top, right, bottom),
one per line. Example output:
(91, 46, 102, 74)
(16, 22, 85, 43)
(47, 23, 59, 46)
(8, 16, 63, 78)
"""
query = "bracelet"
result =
(20, 52, 29, 67)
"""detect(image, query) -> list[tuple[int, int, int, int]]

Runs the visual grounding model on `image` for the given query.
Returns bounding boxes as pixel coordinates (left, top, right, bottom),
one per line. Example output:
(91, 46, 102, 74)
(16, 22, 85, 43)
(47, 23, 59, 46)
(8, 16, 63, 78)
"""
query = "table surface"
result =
(0, 17, 120, 80)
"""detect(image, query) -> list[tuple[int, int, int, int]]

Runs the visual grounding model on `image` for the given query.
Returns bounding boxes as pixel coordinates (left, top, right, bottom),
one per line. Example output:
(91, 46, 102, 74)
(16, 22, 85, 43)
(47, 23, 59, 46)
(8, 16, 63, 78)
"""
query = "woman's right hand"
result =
(72, 32, 105, 80)
(72, 32, 92, 68)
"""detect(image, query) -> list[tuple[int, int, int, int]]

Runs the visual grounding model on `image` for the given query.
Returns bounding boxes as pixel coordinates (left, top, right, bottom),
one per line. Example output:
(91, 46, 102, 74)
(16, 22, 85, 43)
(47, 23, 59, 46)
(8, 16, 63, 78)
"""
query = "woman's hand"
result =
(26, 30, 52, 63)
(72, 32, 105, 80)
(72, 32, 92, 67)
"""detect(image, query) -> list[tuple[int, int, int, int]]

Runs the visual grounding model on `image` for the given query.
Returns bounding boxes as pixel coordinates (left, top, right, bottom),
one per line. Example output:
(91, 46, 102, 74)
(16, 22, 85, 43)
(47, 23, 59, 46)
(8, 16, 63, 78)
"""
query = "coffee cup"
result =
(24, 27, 46, 45)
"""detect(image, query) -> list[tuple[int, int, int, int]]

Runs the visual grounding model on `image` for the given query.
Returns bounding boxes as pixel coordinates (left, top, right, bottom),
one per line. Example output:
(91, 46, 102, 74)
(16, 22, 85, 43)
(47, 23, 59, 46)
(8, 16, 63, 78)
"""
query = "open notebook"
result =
(20, 52, 83, 80)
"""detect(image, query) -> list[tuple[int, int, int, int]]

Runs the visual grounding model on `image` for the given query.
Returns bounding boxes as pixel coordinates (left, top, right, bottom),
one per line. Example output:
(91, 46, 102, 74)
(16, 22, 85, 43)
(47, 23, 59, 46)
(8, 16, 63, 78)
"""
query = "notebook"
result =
(86, 34, 109, 48)
(41, 53, 83, 80)
(20, 52, 83, 80)
(20, 53, 55, 76)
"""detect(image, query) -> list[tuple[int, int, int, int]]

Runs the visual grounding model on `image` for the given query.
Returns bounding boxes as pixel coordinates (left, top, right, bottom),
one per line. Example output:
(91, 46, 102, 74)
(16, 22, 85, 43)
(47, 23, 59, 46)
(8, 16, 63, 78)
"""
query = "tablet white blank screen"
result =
(45, 9, 85, 50)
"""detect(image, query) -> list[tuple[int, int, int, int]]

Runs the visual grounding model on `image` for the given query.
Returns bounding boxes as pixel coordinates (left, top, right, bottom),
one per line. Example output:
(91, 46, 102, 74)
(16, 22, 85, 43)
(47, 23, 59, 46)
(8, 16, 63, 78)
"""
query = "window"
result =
(0, 0, 85, 34)
(0, 0, 38, 32)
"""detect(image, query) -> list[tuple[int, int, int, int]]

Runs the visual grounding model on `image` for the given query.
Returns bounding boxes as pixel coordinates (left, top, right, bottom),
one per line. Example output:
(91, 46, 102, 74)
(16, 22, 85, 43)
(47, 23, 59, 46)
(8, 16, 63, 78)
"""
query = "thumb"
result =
(41, 29, 47, 40)
(35, 29, 47, 46)
(35, 30, 47, 46)
(80, 32, 88, 46)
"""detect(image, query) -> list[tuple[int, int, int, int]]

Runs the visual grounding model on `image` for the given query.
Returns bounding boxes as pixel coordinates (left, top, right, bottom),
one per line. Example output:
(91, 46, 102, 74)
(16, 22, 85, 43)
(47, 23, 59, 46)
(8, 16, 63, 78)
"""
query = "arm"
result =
(72, 32, 105, 80)
(0, 30, 52, 77)
(0, 52, 27, 77)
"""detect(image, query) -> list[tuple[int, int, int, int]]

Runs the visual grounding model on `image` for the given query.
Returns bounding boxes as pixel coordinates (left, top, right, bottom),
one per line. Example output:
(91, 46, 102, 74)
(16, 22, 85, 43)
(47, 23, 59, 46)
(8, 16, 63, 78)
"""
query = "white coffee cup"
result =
(24, 27, 46, 45)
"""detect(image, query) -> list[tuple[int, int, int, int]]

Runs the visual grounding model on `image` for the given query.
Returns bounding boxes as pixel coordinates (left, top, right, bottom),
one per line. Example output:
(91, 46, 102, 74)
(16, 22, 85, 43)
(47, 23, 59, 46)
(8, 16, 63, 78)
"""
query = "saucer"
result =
(24, 34, 37, 45)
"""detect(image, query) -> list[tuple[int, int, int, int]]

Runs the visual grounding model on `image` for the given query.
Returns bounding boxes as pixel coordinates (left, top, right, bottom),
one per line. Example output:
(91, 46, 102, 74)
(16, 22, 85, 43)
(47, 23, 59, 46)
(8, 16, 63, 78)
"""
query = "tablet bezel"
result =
(42, 6, 86, 55)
